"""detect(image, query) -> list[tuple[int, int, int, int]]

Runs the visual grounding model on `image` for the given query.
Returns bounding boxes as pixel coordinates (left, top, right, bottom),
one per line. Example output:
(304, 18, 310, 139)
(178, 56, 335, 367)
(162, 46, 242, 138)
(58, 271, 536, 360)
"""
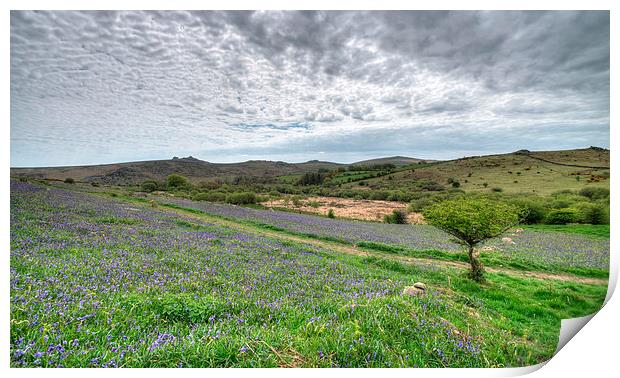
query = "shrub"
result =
(579, 187, 610, 200)
(451, 181, 461, 188)
(327, 209, 335, 218)
(193, 192, 226, 202)
(141, 180, 159, 193)
(384, 210, 408, 224)
(369, 191, 389, 200)
(167, 174, 189, 189)
(225, 192, 257, 205)
(509, 198, 548, 224)
(417, 180, 444, 191)
(64, 178, 75, 184)
(491, 187, 503, 192)
(577, 203, 609, 225)
(408, 197, 436, 212)
(545, 208, 581, 225)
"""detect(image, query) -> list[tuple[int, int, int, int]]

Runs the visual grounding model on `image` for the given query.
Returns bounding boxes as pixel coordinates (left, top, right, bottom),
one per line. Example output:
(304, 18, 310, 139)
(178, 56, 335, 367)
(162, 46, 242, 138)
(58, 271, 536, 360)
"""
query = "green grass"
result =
(11, 182, 609, 367)
(522, 224, 609, 238)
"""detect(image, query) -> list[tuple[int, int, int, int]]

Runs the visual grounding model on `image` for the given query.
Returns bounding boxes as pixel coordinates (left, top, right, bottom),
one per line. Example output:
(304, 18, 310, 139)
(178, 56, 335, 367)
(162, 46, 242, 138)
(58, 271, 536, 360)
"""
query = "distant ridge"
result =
(351, 156, 433, 166)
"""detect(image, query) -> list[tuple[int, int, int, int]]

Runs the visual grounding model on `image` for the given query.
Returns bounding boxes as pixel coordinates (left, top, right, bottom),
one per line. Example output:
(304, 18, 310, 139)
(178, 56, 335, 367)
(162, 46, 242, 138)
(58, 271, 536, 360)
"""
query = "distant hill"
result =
(11, 156, 344, 186)
(351, 156, 432, 166)
(343, 147, 609, 196)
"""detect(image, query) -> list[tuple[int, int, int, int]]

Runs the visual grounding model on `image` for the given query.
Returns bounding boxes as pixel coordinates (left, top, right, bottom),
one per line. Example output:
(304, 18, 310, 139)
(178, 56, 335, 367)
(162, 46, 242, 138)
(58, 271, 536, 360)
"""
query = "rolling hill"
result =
(10, 156, 345, 186)
(344, 147, 609, 196)
(351, 156, 433, 166)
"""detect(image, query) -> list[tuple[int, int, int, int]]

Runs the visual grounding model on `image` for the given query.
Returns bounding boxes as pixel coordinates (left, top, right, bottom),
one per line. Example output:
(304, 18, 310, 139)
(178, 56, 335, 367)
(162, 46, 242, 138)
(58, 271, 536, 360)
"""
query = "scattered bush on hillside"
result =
(225, 192, 257, 205)
(141, 180, 159, 193)
(545, 208, 581, 225)
(167, 174, 189, 189)
(576, 202, 609, 225)
(579, 187, 610, 201)
(384, 210, 407, 224)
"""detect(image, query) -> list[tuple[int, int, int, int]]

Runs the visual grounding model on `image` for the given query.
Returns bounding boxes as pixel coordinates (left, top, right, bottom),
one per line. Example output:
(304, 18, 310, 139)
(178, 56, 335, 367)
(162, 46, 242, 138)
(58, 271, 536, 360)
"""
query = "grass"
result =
(351, 149, 609, 196)
(10, 181, 610, 367)
(522, 224, 609, 238)
(147, 198, 610, 279)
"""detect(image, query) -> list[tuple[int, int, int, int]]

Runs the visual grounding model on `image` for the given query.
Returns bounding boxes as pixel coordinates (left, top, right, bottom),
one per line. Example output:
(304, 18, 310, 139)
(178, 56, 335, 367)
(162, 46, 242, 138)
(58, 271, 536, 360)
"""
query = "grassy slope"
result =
(10, 185, 608, 367)
(346, 148, 609, 196)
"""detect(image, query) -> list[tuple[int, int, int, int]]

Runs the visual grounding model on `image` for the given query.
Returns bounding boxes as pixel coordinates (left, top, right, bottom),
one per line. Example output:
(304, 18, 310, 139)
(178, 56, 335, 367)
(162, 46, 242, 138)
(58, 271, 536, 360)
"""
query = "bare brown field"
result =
(261, 196, 425, 224)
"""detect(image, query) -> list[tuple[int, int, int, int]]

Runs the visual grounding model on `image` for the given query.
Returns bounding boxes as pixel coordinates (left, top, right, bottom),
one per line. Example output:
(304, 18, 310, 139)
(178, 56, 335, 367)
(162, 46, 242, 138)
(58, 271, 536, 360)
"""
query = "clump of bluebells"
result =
(159, 196, 609, 270)
(11, 181, 489, 367)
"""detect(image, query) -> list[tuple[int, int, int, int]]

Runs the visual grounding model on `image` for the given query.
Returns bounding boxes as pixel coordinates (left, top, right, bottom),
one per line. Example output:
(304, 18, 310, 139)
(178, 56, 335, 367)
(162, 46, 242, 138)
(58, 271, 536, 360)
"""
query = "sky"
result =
(10, 10, 610, 167)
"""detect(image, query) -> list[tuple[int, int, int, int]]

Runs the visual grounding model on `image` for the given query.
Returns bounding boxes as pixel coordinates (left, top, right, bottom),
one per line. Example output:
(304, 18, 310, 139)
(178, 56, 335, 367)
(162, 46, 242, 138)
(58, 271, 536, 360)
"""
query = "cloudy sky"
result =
(10, 10, 609, 167)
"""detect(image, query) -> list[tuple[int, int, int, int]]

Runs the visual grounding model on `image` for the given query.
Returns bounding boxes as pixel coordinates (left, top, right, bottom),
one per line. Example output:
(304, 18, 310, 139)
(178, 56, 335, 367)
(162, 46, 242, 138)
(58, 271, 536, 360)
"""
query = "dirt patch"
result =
(262, 196, 425, 224)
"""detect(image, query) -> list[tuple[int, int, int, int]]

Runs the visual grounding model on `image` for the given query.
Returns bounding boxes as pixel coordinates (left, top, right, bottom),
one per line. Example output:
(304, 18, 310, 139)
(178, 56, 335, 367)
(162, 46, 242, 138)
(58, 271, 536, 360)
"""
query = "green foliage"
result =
(327, 209, 335, 218)
(424, 199, 520, 245)
(417, 180, 444, 191)
(167, 174, 189, 189)
(369, 191, 389, 200)
(298, 172, 325, 186)
(383, 210, 408, 224)
(544, 208, 581, 225)
(578, 187, 610, 200)
(225, 192, 257, 205)
(64, 177, 75, 184)
(577, 203, 609, 225)
(141, 180, 159, 193)
(192, 192, 226, 202)
(508, 198, 549, 224)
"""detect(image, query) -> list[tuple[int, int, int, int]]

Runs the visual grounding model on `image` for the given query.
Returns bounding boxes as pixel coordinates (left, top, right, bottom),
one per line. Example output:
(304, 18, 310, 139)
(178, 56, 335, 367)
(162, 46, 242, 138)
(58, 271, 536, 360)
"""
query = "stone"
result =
(402, 286, 425, 296)
(413, 282, 427, 290)
(501, 237, 515, 244)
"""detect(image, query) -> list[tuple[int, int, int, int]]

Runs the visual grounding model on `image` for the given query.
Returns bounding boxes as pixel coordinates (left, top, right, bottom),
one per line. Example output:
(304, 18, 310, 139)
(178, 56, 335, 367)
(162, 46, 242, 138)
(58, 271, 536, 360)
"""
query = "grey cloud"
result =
(10, 10, 609, 166)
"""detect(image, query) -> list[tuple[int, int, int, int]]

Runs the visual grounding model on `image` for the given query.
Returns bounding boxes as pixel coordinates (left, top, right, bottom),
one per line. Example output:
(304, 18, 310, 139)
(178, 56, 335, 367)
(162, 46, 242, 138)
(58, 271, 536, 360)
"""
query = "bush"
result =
(192, 192, 227, 202)
(577, 203, 609, 225)
(451, 181, 461, 188)
(64, 178, 75, 184)
(491, 187, 503, 193)
(509, 198, 548, 224)
(579, 187, 610, 200)
(545, 208, 581, 225)
(225, 192, 257, 205)
(384, 210, 407, 224)
(417, 180, 444, 191)
(369, 191, 389, 200)
(141, 180, 159, 193)
(167, 174, 189, 189)
(408, 197, 436, 212)
(327, 209, 335, 218)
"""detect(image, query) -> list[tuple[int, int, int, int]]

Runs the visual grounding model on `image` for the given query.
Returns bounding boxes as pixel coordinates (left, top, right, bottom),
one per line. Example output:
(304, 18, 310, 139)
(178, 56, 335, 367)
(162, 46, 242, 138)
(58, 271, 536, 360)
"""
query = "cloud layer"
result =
(10, 10, 609, 166)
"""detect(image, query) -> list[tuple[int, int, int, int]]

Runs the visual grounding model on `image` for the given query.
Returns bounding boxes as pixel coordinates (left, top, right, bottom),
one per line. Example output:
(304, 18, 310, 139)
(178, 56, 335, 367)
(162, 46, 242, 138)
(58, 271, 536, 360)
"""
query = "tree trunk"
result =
(467, 244, 485, 282)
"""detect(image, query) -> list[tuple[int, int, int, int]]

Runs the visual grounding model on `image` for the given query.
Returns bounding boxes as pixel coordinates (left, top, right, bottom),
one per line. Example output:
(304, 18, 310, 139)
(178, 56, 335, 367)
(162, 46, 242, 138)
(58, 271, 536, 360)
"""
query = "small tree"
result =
(167, 174, 189, 189)
(424, 198, 521, 282)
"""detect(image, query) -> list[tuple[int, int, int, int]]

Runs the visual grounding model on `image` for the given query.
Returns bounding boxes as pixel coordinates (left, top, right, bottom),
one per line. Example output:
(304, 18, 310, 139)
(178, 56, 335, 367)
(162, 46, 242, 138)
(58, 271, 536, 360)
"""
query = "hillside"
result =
(10, 156, 344, 186)
(343, 147, 610, 196)
(351, 156, 432, 166)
